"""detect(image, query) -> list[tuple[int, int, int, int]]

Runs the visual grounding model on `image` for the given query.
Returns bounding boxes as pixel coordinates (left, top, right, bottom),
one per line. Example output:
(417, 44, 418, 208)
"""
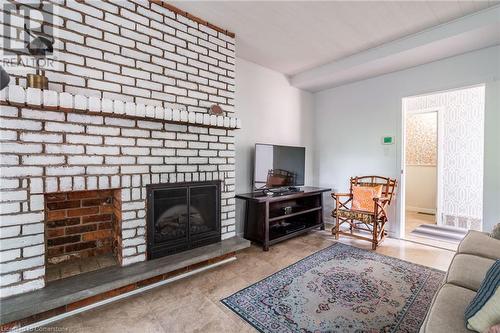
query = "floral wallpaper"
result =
(405, 112, 437, 166)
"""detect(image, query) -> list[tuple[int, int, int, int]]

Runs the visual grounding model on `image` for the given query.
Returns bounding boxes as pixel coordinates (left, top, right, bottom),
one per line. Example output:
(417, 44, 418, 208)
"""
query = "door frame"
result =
(400, 105, 444, 238)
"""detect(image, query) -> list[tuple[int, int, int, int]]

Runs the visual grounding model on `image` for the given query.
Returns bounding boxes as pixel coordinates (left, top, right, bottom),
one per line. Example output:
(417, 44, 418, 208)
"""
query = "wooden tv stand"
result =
(236, 187, 331, 251)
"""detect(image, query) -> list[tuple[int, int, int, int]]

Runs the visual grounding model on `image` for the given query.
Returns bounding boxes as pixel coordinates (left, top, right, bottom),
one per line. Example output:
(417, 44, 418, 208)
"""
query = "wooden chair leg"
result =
(334, 197, 340, 240)
(334, 216, 340, 240)
(372, 220, 378, 250)
(378, 222, 382, 243)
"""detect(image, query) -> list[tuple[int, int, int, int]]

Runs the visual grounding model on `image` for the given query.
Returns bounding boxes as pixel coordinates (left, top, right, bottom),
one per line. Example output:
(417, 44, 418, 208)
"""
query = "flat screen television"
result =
(253, 144, 305, 190)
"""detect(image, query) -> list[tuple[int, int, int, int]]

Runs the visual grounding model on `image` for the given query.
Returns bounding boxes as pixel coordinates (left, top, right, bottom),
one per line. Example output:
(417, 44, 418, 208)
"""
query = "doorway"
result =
(401, 85, 485, 249)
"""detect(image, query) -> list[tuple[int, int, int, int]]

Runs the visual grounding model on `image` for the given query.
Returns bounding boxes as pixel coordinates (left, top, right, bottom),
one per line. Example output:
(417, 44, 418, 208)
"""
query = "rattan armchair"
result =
(332, 176, 397, 250)
(266, 169, 295, 187)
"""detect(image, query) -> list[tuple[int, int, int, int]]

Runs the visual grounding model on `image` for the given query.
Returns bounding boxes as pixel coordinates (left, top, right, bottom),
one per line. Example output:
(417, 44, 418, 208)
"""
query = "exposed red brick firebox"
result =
(44, 189, 122, 282)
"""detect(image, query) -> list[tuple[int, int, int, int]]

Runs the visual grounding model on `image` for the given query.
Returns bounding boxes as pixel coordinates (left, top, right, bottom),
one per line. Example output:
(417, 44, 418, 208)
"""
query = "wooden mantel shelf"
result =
(0, 85, 241, 130)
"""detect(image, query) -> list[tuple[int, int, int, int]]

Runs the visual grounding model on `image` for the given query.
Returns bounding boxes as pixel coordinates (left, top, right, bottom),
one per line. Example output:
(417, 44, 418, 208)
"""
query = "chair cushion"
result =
(351, 185, 382, 212)
(333, 209, 375, 224)
(458, 231, 500, 260)
(420, 284, 476, 333)
(446, 254, 496, 291)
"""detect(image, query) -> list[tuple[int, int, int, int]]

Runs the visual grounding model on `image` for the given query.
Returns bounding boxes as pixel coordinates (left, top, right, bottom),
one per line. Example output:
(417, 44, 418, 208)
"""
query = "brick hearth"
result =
(0, 237, 250, 330)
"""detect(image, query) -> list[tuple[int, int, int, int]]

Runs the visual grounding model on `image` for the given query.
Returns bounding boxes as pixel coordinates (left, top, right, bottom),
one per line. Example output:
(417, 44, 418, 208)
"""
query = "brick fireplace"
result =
(0, 101, 239, 298)
(0, 0, 239, 299)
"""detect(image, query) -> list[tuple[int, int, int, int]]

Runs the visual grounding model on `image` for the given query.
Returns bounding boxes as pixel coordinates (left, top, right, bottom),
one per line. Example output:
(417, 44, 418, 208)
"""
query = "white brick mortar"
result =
(0, 105, 237, 298)
(3, 0, 236, 115)
(0, 0, 238, 300)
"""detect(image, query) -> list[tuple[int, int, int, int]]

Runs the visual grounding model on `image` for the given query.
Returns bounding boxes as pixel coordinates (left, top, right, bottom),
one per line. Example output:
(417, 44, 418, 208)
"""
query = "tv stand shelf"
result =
(236, 187, 331, 251)
(269, 206, 322, 222)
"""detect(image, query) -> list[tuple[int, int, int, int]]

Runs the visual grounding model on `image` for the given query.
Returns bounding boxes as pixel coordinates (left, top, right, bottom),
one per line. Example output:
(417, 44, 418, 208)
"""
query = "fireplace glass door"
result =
(147, 181, 221, 259)
(190, 185, 218, 236)
(153, 187, 189, 245)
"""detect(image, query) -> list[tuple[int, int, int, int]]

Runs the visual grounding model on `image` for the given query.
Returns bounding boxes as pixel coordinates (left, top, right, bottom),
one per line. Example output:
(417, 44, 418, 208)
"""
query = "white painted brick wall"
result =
(0, 106, 236, 256)
(4, 0, 235, 115)
(1, 0, 237, 300)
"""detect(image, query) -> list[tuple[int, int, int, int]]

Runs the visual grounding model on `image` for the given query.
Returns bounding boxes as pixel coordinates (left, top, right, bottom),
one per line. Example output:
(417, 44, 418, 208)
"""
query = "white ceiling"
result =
(291, 5, 500, 91)
(172, 1, 498, 76)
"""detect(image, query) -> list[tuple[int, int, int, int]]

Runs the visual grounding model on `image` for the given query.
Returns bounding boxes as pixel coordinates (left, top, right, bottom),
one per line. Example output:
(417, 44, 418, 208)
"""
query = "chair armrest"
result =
(373, 196, 390, 202)
(331, 193, 351, 198)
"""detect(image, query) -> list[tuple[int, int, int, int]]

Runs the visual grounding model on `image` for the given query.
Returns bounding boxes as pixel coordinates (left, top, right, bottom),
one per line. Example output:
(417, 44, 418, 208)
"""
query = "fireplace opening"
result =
(147, 181, 221, 259)
(44, 189, 122, 282)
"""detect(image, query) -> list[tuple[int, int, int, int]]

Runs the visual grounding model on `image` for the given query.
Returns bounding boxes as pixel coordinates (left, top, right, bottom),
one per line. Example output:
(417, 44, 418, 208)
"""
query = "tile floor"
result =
(45, 229, 455, 332)
(405, 211, 436, 235)
(404, 211, 458, 251)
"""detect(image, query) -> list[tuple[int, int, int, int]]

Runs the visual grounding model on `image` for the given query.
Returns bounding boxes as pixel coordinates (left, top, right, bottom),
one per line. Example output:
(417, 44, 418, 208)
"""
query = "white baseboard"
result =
(387, 230, 398, 238)
(406, 206, 436, 215)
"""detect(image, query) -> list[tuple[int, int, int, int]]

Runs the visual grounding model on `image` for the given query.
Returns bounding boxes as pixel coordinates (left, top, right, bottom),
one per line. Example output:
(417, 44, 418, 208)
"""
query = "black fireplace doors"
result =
(146, 181, 221, 259)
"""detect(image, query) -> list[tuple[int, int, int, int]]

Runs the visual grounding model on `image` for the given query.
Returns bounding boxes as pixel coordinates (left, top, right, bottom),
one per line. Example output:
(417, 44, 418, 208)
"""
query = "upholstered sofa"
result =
(420, 230, 500, 333)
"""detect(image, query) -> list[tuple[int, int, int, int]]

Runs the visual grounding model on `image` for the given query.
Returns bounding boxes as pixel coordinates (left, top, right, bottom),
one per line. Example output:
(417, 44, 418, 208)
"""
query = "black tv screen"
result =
(253, 144, 305, 190)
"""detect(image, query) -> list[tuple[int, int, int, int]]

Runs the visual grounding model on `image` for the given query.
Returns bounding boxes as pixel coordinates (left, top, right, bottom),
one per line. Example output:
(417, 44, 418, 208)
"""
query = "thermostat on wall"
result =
(382, 136, 394, 145)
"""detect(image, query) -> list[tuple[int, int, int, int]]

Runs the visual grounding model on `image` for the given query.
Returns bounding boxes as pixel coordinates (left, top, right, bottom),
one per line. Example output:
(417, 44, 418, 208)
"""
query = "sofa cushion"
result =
(446, 254, 496, 291)
(420, 284, 476, 333)
(458, 231, 500, 260)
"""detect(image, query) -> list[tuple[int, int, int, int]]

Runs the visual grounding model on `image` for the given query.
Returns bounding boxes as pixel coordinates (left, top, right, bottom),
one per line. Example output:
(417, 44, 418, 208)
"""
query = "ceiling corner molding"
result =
(290, 5, 500, 93)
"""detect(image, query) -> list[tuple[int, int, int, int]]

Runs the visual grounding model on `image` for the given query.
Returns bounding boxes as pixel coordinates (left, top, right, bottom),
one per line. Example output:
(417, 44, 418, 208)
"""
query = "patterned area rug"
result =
(222, 243, 445, 333)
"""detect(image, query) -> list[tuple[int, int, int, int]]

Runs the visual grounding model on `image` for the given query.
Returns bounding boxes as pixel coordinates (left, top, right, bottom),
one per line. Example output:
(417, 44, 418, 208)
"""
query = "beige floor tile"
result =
(404, 211, 459, 251)
(78, 293, 150, 320)
(44, 230, 455, 332)
(81, 314, 164, 333)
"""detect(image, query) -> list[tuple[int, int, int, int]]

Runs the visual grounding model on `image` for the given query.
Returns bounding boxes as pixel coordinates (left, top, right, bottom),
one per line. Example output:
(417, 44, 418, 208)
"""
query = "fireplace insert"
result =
(146, 181, 221, 259)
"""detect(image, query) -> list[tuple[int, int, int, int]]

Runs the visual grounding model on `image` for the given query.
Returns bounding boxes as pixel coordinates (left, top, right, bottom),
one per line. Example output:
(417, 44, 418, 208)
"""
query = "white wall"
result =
(405, 166, 437, 213)
(314, 45, 500, 235)
(235, 58, 315, 233)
